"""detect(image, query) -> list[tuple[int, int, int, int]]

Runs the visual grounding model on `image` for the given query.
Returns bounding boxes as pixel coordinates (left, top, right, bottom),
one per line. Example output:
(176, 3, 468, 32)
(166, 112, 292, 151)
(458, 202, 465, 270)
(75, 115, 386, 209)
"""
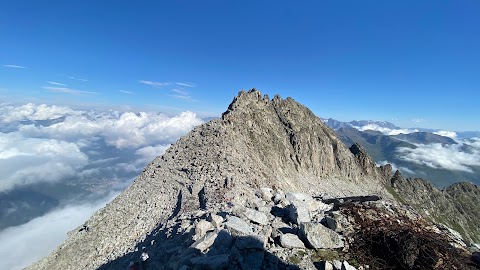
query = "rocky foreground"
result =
(97, 187, 477, 269)
(27, 89, 480, 269)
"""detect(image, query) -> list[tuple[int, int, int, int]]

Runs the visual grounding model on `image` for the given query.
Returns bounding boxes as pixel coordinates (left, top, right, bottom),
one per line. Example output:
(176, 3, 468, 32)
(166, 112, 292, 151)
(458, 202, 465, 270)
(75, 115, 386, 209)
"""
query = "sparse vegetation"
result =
(385, 184, 407, 205)
(311, 249, 340, 262)
(342, 203, 475, 269)
(289, 255, 301, 265)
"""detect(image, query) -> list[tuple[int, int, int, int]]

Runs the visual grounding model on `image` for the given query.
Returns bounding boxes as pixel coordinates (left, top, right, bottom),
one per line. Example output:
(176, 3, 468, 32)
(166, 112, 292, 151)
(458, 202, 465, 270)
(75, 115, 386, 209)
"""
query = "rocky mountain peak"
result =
(29, 90, 480, 270)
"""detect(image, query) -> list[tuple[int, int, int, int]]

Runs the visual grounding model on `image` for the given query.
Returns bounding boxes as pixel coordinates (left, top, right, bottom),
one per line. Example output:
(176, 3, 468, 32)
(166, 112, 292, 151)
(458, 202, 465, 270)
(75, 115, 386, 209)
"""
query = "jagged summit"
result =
(29, 89, 395, 270)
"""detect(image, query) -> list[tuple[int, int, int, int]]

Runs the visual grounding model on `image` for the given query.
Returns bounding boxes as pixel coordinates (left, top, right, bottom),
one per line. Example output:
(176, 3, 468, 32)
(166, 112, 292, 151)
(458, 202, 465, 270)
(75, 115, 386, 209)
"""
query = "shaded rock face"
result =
(28, 89, 392, 270)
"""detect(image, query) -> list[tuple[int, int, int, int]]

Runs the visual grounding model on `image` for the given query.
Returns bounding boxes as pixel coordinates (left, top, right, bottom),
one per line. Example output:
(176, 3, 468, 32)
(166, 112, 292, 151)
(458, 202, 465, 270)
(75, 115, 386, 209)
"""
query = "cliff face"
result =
(390, 171, 480, 244)
(28, 90, 393, 270)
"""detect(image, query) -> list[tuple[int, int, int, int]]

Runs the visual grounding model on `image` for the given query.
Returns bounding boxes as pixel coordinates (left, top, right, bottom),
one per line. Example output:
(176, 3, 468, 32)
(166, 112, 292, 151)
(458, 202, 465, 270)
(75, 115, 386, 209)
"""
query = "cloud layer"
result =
(0, 103, 203, 191)
(396, 142, 480, 173)
(0, 102, 205, 269)
(0, 193, 117, 270)
(355, 123, 419, 135)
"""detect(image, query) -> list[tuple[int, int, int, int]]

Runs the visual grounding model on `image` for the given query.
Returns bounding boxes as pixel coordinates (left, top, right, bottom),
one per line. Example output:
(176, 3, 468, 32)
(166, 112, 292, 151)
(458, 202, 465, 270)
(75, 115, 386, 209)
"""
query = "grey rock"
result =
(321, 261, 334, 270)
(258, 187, 273, 201)
(333, 260, 343, 270)
(240, 250, 265, 270)
(209, 214, 224, 228)
(257, 205, 272, 214)
(280, 233, 305, 249)
(271, 217, 290, 229)
(273, 190, 286, 204)
(286, 192, 312, 202)
(190, 254, 229, 269)
(194, 220, 214, 239)
(325, 216, 340, 232)
(341, 260, 357, 270)
(235, 235, 265, 250)
(191, 231, 218, 252)
(301, 222, 344, 249)
(211, 230, 233, 252)
(287, 192, 333, 213)
(288, 204, 311, 225)
(245, 208, 269, 225)
(224, 216, 254, 236)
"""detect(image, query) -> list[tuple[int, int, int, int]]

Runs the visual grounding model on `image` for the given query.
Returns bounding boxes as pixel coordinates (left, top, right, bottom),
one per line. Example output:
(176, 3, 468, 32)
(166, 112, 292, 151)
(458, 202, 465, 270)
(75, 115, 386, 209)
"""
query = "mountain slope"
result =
(335, 127, 415, 162)
(335, 127, 480, 188)
(390, 171, 480, 244)
(28, 90, 392, 270)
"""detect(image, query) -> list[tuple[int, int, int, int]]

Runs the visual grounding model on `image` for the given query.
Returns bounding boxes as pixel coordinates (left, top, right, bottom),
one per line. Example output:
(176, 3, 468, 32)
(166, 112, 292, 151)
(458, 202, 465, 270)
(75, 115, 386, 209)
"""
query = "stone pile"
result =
(151, 187, 368, 270)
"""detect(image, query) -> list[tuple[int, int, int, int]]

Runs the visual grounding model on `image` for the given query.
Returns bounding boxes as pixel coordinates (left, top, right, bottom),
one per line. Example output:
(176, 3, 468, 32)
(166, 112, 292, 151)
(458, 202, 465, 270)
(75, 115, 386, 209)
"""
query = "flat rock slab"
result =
(280, 233, 305, 249)
(235, 235, 265, 250)
(245, 208, 270, 225)
(224, 216, 254, 236)
(191, 231, 218, 252)
(288, 204, 311, 225)
(301, 222, 344, 249)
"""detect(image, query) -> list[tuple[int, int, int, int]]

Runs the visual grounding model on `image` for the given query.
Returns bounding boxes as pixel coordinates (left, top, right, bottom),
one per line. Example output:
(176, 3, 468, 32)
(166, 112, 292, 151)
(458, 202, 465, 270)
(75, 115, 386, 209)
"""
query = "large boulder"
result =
(224, 216, 254, 236)
(194, 220, 214, 239)
(190, 231, 218, 252)
(301, 223, 344, 249)
(280, 233, 305, 249)
(245, 208, 270, 225)
(288, 204, 311, 224)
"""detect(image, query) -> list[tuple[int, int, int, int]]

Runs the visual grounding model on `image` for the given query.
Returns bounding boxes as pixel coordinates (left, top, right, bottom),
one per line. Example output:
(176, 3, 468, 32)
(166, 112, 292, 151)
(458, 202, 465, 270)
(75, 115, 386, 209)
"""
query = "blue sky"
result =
(1, 1, 479, 131)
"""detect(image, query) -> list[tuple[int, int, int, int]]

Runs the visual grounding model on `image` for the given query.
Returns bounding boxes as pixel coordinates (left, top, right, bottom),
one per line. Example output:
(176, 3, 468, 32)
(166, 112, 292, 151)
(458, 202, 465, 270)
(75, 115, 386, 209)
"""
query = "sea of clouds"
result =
(354, 123, 480, 174)
(0, 102, 204, 269)
(354, 123, 419, 136)
(396, 139, 480, 173)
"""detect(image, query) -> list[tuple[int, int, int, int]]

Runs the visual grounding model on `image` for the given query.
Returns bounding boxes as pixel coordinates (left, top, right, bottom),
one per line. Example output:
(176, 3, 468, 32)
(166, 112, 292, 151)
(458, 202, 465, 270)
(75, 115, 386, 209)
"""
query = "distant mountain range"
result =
(321, 118, 400, 130)
(322, 118, 480, 188)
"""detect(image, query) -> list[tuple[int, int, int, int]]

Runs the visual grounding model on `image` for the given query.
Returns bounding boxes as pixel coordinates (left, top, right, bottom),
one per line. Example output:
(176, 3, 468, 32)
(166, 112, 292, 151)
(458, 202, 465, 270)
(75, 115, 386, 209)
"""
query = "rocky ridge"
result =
(390, 170, 480, 244)
(27, 90, 478, 269)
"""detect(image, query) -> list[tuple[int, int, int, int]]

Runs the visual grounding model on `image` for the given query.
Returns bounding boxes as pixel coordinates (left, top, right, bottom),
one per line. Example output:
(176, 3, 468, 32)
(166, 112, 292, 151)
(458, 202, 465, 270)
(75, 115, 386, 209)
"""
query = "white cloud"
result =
(0, 133, 89, 191)
(355, 124, 418, 135)
(172, 94, 194, 101)
(139, 80, 170, 87)
(19, 110, 203, 149)
(2, 64, 26, 69)
(42, 86, 99, 95)
(47, 81, 67, 87)
(171, 88, 189, 95)
(135, 144, 170, 164)
(119, 90, 134, 94)
(0, 103, 203, 191)
(0, 103, 204, 267)
(175, 82, 196, 88)
(433, 130, 457, 139)
(396, 142, 480, 173)
(0, 193, 117, 270)
(464, 137, 480, 148)
(68, 76, 88, 82)
(0, 103, 78, 123)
